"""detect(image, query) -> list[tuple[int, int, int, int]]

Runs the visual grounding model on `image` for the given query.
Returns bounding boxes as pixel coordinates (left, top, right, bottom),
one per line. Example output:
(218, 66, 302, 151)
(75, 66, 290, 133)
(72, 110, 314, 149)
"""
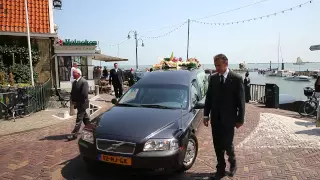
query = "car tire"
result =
(176, 134, 198, 173)
(83, 157, 98, 173)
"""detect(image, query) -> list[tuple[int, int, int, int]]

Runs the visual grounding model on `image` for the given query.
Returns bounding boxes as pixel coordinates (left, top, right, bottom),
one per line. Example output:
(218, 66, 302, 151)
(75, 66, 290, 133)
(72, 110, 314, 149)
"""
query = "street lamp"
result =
(127, 31, 144, 70)
(24, 0, 34, 86)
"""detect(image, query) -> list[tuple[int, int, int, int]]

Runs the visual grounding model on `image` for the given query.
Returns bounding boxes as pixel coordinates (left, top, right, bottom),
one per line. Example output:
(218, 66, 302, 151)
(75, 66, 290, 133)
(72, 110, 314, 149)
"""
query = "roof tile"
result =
(0, 0, 50, 34)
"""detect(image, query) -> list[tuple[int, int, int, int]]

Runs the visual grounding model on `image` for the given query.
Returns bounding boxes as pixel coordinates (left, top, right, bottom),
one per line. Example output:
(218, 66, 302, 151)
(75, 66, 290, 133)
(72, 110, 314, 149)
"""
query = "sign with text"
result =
(310, 45, 320, 51)
(63, 39, 98, 46)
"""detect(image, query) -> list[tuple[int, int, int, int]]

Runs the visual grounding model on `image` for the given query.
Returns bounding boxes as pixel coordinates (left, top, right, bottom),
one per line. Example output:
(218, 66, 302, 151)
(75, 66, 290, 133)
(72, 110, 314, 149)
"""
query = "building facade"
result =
(0, 0, 57, 84)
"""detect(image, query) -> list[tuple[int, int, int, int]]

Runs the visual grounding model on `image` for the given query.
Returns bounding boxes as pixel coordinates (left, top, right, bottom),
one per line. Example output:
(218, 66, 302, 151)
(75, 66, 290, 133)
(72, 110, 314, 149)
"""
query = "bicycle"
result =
(0, 88, 37, 121)
(298, 87, 318, 117)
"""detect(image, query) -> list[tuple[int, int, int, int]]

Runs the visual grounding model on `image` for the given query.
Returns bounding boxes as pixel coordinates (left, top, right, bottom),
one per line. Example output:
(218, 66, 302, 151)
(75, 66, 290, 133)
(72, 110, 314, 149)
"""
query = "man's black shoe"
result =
(229, 165, 237, 177)
(210, 170, 226, 180)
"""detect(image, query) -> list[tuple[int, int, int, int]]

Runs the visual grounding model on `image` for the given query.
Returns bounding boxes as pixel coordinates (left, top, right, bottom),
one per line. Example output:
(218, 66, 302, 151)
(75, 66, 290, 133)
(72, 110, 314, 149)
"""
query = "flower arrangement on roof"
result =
(152, 52, 200, 70)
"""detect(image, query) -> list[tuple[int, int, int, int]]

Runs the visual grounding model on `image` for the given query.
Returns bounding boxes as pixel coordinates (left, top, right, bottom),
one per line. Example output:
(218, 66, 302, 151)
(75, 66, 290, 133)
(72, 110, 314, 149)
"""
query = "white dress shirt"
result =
(219, 68, 229, 83)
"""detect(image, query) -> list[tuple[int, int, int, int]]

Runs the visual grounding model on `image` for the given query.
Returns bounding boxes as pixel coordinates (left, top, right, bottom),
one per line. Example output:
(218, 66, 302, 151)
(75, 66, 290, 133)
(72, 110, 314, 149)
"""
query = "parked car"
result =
(78, 68, 208, 173)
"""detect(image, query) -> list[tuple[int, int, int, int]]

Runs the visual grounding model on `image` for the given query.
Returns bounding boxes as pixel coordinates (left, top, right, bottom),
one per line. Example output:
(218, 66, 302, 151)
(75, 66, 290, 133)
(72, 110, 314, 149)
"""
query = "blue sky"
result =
(54, 0, 320, 66)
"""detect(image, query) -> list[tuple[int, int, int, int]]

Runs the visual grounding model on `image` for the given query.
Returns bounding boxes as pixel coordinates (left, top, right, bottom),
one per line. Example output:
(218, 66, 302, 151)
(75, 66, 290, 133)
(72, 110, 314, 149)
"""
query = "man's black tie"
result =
(220, 75, 224, 85)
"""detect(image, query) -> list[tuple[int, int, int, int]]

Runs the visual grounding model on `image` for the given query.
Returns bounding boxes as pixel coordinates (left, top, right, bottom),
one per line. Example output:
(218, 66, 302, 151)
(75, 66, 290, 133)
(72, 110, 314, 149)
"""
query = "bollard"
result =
(315, 77, 320, 127)
(317, 97, 320, 127)
(95, 85, 99, 96)
(69, 96, 76, 116)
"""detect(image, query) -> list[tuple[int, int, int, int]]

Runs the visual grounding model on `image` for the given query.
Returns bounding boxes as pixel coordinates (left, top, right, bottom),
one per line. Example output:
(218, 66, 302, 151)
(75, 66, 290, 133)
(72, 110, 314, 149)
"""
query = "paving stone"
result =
(0, 102, 320, 179)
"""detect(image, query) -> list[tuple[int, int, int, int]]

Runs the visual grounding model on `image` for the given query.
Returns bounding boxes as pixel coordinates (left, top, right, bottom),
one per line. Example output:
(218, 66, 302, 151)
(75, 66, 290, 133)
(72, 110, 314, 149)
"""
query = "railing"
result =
(250, 84, 266, 103)
(0, 79, 52, 119)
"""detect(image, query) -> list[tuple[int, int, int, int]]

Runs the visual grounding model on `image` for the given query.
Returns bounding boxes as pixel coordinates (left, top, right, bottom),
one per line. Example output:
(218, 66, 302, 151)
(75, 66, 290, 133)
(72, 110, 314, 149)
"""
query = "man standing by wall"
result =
(109, 63, 124, 99)
(203, 54, 245, 179)
(70, 63, 82, 83)
(68, 69, 90, 140)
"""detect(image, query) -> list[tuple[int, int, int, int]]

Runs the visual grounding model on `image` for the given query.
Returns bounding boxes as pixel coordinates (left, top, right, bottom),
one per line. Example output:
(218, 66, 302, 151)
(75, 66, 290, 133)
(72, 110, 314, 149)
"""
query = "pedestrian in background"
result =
(70, 63, 81, 83)
(109, 63, 124, 99)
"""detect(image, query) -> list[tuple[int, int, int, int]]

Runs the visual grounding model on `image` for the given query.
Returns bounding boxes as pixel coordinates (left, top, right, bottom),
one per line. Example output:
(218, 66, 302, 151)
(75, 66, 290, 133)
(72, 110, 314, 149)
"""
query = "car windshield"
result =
(118, 84, 189, 109)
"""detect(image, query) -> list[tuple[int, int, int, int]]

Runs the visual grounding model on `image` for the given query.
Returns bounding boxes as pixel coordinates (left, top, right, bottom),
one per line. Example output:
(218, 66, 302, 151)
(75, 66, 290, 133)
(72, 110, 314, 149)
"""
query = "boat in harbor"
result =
(266, 69, 294, 77)
(284, 75, 311, 81)
(293, 57, 305, 65)
(266, 34, 295, 77)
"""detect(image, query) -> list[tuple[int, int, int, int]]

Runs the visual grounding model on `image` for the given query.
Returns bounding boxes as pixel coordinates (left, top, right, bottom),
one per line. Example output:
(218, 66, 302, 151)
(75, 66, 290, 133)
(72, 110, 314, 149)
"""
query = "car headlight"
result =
(81, 130, 94, 144)
(143, 138, 179, 151)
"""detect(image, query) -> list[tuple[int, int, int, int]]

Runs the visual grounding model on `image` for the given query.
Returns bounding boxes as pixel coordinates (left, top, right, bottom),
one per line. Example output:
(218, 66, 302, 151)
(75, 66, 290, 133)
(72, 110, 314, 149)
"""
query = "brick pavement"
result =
(0, 94, 104, 137)
(1, 103, 320, 180)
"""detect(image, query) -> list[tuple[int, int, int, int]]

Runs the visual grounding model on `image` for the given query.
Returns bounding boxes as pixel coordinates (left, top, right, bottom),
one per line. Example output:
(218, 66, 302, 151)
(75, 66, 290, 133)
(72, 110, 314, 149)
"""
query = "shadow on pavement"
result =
(60, 155, 214, 180)
(295, 129, 320, 136)
(39, 134, 70, 141)
(294, 121, 315, 127)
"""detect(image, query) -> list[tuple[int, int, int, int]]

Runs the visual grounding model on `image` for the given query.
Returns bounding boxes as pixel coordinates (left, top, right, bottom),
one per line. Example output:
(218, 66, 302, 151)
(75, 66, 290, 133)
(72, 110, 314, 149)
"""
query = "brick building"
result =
(0, 0, 57, 84)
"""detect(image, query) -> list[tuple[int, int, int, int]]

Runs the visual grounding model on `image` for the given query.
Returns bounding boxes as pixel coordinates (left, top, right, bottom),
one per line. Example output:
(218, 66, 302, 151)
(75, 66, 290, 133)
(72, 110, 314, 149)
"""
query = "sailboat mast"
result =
(277, 33, 280, 69)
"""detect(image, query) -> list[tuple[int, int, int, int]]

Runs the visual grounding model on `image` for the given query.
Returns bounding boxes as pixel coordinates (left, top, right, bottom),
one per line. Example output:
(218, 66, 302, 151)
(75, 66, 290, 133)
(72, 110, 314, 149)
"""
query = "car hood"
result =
(95, 106, 182, 140)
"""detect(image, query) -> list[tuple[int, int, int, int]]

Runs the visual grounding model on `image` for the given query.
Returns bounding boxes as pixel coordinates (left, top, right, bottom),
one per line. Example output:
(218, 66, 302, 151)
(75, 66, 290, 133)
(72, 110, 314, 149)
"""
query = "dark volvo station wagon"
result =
(78, 68, 208, 172)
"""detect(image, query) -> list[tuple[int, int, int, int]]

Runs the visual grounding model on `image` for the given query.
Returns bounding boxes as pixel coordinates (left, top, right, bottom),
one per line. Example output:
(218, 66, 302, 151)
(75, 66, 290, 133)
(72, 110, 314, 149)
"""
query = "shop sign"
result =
(63, 39, 98, 46)
(53, 0, 62, 9)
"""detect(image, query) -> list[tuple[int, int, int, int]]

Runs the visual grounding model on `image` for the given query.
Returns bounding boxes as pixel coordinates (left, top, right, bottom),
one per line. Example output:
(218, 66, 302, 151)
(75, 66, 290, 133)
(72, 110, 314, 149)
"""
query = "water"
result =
(239, 71, 316, 101)
(100, 62, 319, 101)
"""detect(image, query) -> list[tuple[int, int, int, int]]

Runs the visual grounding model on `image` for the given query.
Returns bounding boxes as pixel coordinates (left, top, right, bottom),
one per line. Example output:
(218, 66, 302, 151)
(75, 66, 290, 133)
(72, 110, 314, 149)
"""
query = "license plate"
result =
(99, 154, 132, 166)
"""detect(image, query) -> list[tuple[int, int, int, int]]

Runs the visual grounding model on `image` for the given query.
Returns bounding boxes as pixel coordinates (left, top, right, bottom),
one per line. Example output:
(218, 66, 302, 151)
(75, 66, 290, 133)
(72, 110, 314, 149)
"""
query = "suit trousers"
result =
(113, 83, 123, 98)
(211, 120, 236, 170)
(71, 107, 90, 134)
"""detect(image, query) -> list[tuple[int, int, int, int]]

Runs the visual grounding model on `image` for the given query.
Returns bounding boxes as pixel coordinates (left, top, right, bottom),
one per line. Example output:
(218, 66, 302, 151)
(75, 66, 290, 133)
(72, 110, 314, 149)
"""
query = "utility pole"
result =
(24, 0, 34, 86)
(128, 31, 144, 70)
(186, 19, 190, 60)
(135, 31, 138, 70)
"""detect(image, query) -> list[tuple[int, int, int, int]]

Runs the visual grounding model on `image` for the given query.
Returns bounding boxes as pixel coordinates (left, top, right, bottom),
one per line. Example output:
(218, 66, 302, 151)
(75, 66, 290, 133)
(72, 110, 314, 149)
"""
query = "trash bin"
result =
(265, 83, 279, 108)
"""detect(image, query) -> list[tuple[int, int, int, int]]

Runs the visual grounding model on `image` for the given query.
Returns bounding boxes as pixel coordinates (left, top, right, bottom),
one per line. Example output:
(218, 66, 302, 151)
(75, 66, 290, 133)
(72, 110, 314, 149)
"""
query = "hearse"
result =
(78, 68, 208, 173)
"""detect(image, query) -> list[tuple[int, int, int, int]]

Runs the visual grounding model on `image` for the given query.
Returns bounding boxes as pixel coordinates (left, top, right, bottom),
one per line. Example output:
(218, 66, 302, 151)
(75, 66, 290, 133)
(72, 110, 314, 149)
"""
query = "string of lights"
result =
(105, 39, 130, 47)
(195, 0, 273, 20)
(140, 21, 188, 39)
(104, 22, 187, 47)
(143, 21, 187, 33)
(191, 0, 313, 26)
(105, 0, 314, 47)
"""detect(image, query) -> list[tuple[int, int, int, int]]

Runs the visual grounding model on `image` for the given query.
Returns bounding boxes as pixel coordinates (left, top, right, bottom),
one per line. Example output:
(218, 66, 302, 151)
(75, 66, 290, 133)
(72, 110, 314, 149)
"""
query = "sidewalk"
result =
(0, 94, 114, 137)
(0, 103, 320, 180)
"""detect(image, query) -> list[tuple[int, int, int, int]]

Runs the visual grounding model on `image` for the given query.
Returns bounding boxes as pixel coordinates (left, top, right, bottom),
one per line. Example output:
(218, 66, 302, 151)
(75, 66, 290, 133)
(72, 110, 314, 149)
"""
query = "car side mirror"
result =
(111, 98, 118, 105)
(193, 101, 205, 109)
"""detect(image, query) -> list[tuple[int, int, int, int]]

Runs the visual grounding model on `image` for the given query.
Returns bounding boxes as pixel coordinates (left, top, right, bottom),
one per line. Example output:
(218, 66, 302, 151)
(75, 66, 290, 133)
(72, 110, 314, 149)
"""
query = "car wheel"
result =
(177, 134, 198, 172)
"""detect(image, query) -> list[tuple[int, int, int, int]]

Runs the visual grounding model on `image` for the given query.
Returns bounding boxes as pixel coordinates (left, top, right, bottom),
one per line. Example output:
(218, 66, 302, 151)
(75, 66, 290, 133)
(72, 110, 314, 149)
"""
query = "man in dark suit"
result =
(109, 63, 124, 98)
(203, 54, 245, 179)
(68, 69, 90, 140)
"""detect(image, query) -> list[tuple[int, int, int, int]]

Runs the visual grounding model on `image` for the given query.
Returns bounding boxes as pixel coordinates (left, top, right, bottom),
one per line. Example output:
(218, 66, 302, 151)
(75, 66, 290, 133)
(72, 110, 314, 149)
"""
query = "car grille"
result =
(96, 139, 136, 154)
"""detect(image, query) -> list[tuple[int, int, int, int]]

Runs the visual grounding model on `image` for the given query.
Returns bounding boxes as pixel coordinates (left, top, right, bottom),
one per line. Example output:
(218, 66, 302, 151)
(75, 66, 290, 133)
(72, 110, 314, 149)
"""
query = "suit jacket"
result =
(71, 77, 89, 110)
(109, 68, 124, 85)
(204, 70, 245, 127)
